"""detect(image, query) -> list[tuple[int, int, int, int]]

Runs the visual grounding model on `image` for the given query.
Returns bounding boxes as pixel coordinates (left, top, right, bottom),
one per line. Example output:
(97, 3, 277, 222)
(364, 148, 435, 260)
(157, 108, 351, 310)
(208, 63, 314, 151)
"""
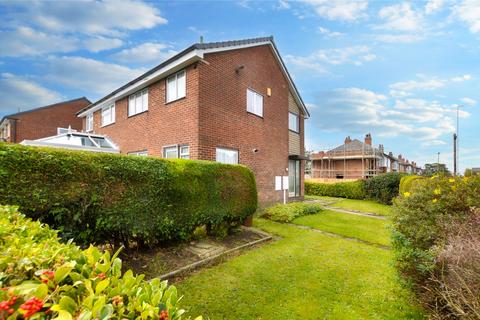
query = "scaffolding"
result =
(310, 140, 386, 180)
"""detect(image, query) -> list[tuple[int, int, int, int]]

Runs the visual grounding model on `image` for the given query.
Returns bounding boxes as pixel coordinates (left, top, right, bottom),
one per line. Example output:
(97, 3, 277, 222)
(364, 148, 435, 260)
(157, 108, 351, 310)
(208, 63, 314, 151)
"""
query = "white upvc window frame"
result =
(247, 88, 263, 117)
(128, 150, 148, 156)
(216, 147, 239, 165)
(86, 113, 93, 132)
(163, 144, 190, 159)
(166, 69, 186, 103)
(288, 112, 299, 133)
(101, 103, 115, 127)
(128, 88, 149, 117)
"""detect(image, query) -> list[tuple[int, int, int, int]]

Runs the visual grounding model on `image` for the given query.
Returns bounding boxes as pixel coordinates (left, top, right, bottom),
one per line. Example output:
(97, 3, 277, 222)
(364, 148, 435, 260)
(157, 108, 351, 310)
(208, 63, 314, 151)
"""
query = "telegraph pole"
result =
(453, 133, 457, 176)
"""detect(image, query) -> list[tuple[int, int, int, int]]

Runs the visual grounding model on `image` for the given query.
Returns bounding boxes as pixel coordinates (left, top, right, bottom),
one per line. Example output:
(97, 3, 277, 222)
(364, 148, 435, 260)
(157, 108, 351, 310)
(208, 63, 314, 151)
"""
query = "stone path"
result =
(304, 199, 388, 220)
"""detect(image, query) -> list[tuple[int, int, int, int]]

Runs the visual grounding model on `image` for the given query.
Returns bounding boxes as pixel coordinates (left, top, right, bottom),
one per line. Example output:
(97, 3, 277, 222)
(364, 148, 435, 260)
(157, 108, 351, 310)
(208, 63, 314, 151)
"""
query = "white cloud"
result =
(373, 34, 423, 43)
(317, 27, 345, 37)
(307, 87, 465, 143)
(83, 37, 124, 53)
(451, 74, 472, 82)
(0, 73, 63, 116)
(301, 0, 368, 22)
(276, 0, 291, 10)
(425, 0, 444, 14)
(111, 43, 178, 64)
(377, 2, 424, 32)
(461, 97, 477, 106)
(390, 77, 445, 92)
(43, 56, 145, 95)
(0, 27, 78, 57)
(5, 0, 167, 36)
(285, 45, 377, 73)
(452, 0, 480, 33)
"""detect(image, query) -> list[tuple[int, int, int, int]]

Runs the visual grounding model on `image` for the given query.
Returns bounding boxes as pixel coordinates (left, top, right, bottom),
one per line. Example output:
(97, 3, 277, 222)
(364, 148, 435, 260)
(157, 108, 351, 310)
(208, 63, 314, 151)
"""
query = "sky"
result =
(0, 0, 479, 172)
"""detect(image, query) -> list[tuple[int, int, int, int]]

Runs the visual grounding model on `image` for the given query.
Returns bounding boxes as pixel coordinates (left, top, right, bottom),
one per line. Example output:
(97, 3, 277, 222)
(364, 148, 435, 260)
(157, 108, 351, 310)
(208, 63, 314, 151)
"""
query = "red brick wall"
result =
(10, 98, 89, 143)
(87, 64, 200, 157)
(197, 45, 298, 205)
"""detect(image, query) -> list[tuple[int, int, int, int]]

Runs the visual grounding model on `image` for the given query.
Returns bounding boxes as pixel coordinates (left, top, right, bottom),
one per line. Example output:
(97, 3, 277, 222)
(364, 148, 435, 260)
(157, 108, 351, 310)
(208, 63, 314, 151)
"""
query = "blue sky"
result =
(0, 0, 479, 172)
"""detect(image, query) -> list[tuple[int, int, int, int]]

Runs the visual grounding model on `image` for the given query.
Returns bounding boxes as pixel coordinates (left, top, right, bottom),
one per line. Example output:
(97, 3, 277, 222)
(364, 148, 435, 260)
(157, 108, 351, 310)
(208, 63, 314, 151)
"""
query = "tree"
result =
(424, 163, 451, 176)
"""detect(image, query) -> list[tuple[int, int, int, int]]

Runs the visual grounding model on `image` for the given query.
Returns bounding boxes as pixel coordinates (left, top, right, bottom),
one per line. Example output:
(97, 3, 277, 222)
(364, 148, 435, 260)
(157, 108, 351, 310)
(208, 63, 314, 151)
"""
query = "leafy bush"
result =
(305, 180, 366, 200)
(392, 175, 480, 317)
(0, 205, 201, 320)
(263, 202, 323, 222)
(364, 172, 405, 204)
(399, 175, 424, 195)
(0, 143, 257, 246)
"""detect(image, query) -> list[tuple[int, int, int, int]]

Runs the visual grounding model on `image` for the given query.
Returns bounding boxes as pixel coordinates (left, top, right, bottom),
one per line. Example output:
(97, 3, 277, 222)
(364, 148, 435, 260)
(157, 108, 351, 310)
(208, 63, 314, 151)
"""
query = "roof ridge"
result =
(2, 97, 91, 120)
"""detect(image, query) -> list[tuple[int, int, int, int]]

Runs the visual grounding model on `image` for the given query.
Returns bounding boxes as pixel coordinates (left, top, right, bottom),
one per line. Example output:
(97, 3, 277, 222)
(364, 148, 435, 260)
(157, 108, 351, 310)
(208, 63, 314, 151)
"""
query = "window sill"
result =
(128, 110, 148, 118)
(289, 129, 300, 134)
(100, 122, 115, 128)
(247, 111, 263, 119)
(165, 96, 186, 106)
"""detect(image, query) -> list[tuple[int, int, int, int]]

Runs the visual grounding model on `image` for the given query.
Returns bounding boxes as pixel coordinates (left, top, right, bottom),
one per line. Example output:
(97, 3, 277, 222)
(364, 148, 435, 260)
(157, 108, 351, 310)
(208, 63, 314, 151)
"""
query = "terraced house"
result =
(77, 37, 309, 205)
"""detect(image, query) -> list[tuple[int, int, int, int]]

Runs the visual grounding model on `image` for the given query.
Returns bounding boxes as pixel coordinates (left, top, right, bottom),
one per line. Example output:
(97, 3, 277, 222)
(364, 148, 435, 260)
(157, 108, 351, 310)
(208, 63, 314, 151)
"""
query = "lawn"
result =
(177, 218, 423, 319)
(293, 210, 391, 246)
(329, 198, 393, 216)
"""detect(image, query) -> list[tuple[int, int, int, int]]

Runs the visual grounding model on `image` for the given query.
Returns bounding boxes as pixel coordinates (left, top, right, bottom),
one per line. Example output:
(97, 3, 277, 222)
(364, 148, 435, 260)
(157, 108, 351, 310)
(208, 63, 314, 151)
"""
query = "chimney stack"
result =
(378, 144, 384, 153)
(365, 133, 372, 146)
(344, 136, 352, 144)
(389, 151, 393, 157)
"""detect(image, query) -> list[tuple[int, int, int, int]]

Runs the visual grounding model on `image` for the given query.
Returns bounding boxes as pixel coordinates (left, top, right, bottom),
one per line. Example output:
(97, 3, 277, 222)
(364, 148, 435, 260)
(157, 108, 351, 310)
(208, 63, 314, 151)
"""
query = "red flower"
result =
(159, 310, 169, 320)
(97, 273, 106, 280)
(42, 270, 55, 279)
(19, 297, 43, 318)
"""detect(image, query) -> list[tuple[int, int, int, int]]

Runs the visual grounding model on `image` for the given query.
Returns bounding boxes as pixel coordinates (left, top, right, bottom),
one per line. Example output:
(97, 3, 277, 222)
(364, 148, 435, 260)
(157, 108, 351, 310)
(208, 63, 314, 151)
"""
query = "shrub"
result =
(305, 180, 366, 199)
(263, 202, 323, 222)
(364, 172, 405, 204)
(399, 175, 424, 195)
(0, 143, 257, 246)
(392, 175, 480, 317)
(0, 205, 202, 320)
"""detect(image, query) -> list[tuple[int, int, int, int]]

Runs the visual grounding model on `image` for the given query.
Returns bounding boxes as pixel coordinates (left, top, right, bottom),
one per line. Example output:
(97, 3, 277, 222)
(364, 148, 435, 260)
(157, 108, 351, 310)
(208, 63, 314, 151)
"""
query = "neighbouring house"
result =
(310, 133, 422, 180)
(0, 97, 91, 143)
(76, 36, 309, 205)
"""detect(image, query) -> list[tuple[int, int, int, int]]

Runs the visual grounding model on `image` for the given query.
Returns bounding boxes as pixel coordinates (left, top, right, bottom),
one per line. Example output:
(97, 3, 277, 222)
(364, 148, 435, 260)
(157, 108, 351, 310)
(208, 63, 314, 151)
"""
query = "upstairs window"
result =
(128, 88, 148, 116)
(247, 89, 263, 117)
(101, 104, 115, 126)
(166, 70, 186, 103)
(86, 114, 93, 132)
(163, 144, 190, 159)
(289, 112, 299, 133)
(216, 148, 238, 165)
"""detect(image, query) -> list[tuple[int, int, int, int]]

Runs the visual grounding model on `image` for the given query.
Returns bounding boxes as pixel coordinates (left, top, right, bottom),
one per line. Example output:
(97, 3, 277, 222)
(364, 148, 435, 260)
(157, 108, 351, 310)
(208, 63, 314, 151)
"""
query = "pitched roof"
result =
(77, 36, 309, 118)
(328, 139, 377, 154)
(1, 97, 91, 126)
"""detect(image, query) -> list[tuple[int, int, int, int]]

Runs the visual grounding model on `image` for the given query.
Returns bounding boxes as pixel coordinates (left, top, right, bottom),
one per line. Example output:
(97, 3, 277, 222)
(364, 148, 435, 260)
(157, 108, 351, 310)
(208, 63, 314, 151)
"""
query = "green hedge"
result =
(398, 175, 424, 194)
(305, 180, 366, 199)
(364, 173, 406, 204)
(0, 205, 201, 320)
(0, 143, 257, 246)
(262, 202, 323, 223)
(392, 176, 480, 317)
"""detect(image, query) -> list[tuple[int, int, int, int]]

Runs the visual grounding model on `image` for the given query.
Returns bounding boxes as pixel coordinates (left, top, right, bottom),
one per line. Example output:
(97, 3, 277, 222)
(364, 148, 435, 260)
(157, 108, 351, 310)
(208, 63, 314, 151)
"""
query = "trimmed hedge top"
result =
(0, 143, 257, 246)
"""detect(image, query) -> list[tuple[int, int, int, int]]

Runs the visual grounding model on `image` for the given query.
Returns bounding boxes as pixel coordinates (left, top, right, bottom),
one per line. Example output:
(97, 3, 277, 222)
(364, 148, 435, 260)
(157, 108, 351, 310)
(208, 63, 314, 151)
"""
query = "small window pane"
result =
(289, 113, 299, 132)
(246, 89, 263, 117)
(142, 90, 148, 112)
(180, 145, 190, 159)
(216, 148, 238, 165)
(167, 76, 177, 102)
(177, 71, 186, 99)
(163, 146, 178, 159)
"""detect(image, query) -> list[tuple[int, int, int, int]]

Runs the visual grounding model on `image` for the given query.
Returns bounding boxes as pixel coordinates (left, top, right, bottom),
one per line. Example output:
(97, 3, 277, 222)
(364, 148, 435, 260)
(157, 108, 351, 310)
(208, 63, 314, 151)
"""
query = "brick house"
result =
(310, 133, 422, 180)
(76, 37, 309, 205)
(0, 97, 91, 143)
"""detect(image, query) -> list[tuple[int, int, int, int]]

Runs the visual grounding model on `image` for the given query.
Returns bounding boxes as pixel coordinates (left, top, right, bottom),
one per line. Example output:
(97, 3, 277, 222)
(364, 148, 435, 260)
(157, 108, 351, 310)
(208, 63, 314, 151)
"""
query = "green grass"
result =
(293, 210, 391, 246)
(177, 218, 423, 319)
(329, 198, 393, 216)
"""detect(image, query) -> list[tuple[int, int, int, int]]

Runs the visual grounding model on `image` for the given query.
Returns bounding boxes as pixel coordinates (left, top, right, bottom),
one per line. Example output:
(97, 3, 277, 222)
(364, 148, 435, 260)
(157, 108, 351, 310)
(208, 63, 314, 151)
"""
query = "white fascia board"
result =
(201, 41, 309, 118)
(20, 140, 120, 153)
(78, 50, 203, 118)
